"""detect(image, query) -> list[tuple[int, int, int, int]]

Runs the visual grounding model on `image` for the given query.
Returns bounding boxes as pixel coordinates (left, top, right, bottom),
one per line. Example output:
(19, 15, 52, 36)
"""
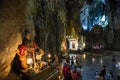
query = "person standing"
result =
(76, 55, 79, 65)
(100, 65, 106, 80)
(71, 66, 79, 80)
(112, 56, 116, 68)
(71, 56, 74, 65)
(63, 59, 72, 80)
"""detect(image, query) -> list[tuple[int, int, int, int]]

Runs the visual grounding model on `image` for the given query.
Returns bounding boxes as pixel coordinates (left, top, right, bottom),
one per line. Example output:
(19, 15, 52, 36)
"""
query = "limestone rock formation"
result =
(0, 0, 120, 79)
(0, 0, 35, 79)
(34, 0, 83, 55)
(0, 0, 82, 79)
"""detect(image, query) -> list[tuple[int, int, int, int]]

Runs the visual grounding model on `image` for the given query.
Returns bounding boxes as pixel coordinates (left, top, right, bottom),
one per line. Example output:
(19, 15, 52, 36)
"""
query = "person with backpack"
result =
(71, 66, 79, 80)
(63, 59, 72, 80)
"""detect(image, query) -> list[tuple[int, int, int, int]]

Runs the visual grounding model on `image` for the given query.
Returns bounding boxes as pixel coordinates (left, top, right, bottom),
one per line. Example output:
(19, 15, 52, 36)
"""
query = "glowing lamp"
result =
(92, 57, 95, 63)
(83, 42, 86, 48)
(82, 24, 88, 31)
(48, 54, 51, 58)
(82, 54, 86, 59)
(100, 58, 103, 64)
(58, 75, 61, 80)
(27, 57, 33, 64)
(101, 15, 106, 22)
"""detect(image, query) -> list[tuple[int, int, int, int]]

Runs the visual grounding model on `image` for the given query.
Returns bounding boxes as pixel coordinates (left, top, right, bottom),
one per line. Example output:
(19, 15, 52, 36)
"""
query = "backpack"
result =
(73, 70, 79, 80)
(63, 63, 70, 76)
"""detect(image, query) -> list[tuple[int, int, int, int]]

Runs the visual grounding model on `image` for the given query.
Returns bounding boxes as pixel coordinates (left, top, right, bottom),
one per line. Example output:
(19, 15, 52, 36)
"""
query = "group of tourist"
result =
(59, 57, 83, 80)
(94, 65, 114, 80)
(94, 56, 117, 80)
(59, 55, 116, 80)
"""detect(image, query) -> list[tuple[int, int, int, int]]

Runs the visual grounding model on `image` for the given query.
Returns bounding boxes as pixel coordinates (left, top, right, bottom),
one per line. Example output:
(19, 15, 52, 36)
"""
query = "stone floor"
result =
(73, 51, 120, 80)
(9, 50, 119, 80)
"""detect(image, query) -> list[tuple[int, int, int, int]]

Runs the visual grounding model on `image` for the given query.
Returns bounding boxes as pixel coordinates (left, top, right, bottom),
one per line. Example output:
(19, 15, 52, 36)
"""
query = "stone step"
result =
(47, 70, 59, 80)
(31, 66, 58, 80)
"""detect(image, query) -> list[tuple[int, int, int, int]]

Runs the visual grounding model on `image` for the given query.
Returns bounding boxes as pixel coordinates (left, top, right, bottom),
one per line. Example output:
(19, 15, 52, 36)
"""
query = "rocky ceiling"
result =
(81, 0, 120, 31)
(80, 0, 120, 49)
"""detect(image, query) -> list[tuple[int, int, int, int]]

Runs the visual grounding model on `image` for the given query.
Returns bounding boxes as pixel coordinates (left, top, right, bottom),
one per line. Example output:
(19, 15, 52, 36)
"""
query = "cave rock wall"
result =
(0, 0, 35, 79)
